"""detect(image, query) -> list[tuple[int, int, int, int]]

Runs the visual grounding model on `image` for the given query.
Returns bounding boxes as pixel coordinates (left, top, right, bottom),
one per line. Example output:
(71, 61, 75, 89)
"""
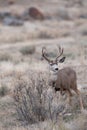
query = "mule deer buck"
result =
(42, 46, 84, 111)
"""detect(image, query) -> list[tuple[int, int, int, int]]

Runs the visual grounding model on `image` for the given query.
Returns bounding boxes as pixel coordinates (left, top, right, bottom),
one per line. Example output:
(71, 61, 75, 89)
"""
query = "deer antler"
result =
(42, 47, 51, 62)
(56, 46, 63, 61)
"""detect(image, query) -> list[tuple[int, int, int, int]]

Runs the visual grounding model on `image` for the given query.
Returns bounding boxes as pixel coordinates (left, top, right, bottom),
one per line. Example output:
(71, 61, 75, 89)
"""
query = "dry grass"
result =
(69, 114, 87, 130)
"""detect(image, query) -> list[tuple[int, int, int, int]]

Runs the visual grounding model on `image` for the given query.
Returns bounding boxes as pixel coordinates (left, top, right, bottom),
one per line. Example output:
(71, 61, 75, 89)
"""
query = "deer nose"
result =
(55, 68, 58, 70)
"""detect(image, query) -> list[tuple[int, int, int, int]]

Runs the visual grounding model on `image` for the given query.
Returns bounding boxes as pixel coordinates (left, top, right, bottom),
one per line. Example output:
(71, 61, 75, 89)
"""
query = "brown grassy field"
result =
(0, 0, 87, 130)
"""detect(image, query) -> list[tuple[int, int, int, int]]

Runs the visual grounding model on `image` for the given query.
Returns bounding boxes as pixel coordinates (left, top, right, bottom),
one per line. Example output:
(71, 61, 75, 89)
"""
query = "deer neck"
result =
(49, 71, 58, 81)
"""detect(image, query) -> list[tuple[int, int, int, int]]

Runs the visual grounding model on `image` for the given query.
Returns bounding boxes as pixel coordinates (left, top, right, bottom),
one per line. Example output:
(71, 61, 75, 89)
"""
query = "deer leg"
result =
(66, 90, 72, 106)
(75, 89, 84, 111)
(60, 88, 62, 95)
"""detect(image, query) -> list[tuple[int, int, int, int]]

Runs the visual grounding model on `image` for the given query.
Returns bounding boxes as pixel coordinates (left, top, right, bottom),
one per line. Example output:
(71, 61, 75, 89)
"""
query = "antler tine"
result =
(56, 46, 63, 61)
(42, 47, 51, 62)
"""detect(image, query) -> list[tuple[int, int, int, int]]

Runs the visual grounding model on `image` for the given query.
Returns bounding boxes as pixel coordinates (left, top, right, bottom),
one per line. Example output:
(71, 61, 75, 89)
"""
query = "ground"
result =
(0, 0, 87, 130)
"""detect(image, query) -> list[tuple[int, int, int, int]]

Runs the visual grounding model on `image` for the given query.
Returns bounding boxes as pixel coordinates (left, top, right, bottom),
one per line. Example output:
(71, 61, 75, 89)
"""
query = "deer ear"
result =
(59, 57, 66, 63)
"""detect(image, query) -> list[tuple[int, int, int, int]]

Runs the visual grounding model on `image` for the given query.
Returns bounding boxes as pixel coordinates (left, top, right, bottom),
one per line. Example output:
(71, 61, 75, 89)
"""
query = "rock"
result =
(22, 7, 45, 21)
(29, 7, 45, 20)
(8, 0, 15, 5)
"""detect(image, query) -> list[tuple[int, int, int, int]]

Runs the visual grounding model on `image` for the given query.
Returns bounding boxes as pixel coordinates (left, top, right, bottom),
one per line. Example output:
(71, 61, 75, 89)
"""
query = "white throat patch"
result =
(49, 64, 58, 81)
(50, 70, 58, 81)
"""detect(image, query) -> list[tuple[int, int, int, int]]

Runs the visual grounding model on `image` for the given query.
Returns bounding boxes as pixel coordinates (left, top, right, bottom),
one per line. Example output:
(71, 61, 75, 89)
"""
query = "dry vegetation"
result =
(0, 0, 87, 130)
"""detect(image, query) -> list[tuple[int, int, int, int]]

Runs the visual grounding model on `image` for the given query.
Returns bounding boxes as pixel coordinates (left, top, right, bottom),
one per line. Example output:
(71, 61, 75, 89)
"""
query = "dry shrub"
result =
(13, 72, 64, 125)
(0, 84, 9, 97)
(38, 31, 53, 39)
(55, 7, 70, 20)
(20, 46, 36, 55)
(0, 52, 12, 61)
(13, 72, 48, 124)
(78, 25, 87, 36)
(81, 29, 87, 36)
